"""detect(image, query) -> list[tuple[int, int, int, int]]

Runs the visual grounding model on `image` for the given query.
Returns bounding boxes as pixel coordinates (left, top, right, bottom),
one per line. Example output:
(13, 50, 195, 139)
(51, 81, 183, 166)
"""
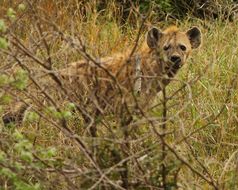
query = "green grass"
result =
(0, 1, 238, 189)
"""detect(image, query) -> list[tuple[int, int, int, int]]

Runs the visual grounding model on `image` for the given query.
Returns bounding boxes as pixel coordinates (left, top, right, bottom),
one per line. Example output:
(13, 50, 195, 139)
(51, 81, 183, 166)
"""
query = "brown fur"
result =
(2, 26, 202, 127)
(59, 26, 202, 112)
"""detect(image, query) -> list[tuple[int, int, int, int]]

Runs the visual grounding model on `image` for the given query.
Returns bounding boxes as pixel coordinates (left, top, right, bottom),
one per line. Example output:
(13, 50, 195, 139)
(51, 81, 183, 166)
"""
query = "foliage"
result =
(0, 1, 238, 189)
(97, 0, 237, 21)
(0, 128, 59, 189)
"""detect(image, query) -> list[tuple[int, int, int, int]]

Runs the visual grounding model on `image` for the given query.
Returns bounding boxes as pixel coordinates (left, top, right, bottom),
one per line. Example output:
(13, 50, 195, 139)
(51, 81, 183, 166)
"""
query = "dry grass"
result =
(0, 1, 238, 189)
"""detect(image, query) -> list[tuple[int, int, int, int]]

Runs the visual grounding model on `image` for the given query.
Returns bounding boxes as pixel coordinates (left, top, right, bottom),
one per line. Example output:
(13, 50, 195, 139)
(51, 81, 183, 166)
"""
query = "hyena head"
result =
(147, 26, 201, 76)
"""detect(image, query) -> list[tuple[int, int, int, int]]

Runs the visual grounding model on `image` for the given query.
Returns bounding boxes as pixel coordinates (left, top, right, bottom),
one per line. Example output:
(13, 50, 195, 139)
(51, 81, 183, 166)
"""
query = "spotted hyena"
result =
(60, 26, 202, 107)
(2, 26, 201, 134)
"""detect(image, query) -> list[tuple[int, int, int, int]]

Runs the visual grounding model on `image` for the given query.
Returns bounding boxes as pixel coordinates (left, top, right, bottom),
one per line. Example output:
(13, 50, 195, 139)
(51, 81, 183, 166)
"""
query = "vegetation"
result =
(0, 0, 238, 189)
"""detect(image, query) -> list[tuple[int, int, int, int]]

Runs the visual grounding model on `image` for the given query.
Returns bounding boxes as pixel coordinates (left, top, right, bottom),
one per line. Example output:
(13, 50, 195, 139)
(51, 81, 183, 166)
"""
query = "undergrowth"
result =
(0, 1, 238, 189)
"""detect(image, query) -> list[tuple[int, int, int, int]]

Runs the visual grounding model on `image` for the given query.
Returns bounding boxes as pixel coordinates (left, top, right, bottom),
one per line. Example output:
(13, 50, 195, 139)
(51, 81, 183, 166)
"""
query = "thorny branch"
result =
(1, 1, 235, 189)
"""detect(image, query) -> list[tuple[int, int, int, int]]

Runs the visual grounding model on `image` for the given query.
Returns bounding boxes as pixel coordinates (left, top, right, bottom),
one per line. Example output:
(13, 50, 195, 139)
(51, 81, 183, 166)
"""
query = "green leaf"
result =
(67, 102, 76, 110)
(61, 110, 72, 120)
(7, 8, 16, 19)
(0, 168, 16, 178)
(0, 74, 10, 86)
(13, 130, 24, 140)
(45, 106, 62, 119)
(46, 147, 57, 157)
(0, 94, 12, 104)
(14, 139, 32, 152)
(0, 37, 9, 49)
(20, 151, 33, 163)
(5, 122, 16, 128)
(0, 19, 6, 32)
(18, 4, 26, 11)
(14, 162, 24, 171)
(14, 181, 41, 190)
(0, 151, 6, 162)
(12, 69, 29, 90)
(25, 111, 40, 122)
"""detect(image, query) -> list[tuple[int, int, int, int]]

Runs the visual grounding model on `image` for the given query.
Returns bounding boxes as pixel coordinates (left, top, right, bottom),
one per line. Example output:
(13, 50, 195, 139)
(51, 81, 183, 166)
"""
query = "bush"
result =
(1, 1, 238, 189)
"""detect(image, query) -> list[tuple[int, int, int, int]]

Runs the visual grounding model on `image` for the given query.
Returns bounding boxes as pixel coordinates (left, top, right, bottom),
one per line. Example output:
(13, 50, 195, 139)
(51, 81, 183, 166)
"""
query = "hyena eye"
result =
(179, 45, 186, 51)
(163, 45, 170, 51)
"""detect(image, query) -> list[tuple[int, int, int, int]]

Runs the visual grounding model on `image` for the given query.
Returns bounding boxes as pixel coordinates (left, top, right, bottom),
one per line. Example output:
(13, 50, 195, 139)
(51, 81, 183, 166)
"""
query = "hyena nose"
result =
(170, 55, 181, 64)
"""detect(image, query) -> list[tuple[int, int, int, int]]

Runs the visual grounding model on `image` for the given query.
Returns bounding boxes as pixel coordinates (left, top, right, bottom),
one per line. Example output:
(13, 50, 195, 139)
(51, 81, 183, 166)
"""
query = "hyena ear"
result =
(147, 27, 162, 49)
(186, 27, 201, 49)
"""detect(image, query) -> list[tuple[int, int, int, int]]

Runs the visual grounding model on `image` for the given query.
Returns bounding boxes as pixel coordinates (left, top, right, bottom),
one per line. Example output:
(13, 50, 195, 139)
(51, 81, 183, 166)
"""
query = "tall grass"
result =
(0, 1, 238, 189)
